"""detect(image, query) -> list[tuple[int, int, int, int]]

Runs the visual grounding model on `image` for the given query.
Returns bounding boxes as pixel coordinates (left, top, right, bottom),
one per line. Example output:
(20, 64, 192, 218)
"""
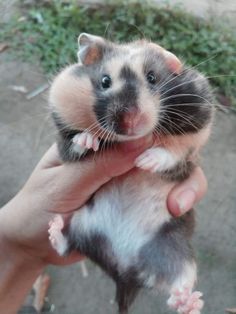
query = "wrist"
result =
(0, 193, 48, 267)
(0, 223, 45, 269)
(0, 225, 45, 314)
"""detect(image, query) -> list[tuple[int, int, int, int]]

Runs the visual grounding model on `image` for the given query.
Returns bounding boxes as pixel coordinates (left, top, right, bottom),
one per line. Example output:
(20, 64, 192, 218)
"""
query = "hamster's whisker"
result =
(76, 121, 99, 133)
(129, 23, 147, 40)
(158, 54, 218, 91)
(160, 122, 185, 138)
(99, 123, 110, 142)
(70, 90, 106, 102)
(81, 117, 110, 135)
(161, 102, 214, 110)
(155, 124, 185, 156)
(159, 74, 236, 99)
(157, 113, 187, 137)
(165, 111, 201, 135)
(162, 103, 212, 118)
(100, 126, 111, 160)
(155, 117, 173, 137)
(159, 93, 213, 106)
(87, 125, 101, 137)
(108, 122, 115, 140)
(154, 124, 184, 155)
(95, 124, 107, 141)
(90, 126, 107, 161)
(107, 128, 115, 151)
(90, 126, 108, 162)
(162, 109, 200, 132)
(103, 22, 112, 39)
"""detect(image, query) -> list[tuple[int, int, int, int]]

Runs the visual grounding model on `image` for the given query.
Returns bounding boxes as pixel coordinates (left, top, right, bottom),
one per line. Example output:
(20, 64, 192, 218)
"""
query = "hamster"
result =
(48, 33, 214, 314)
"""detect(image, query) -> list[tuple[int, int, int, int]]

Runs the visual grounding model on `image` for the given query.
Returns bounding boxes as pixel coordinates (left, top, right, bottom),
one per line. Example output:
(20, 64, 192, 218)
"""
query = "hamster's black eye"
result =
(146, 71, 157, 85)
(101, 75, 112, 89)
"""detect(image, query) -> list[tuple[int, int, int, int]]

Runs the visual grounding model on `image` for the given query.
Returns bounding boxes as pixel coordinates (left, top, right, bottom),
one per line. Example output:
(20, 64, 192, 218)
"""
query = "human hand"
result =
(167, 166, 208, 217)
(0, 137, 153, 267)
(0, 138, 207, 268)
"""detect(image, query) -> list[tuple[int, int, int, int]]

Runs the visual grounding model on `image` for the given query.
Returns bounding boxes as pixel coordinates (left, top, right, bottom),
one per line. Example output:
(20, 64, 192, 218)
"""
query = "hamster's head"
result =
(50, 33, 213, 141)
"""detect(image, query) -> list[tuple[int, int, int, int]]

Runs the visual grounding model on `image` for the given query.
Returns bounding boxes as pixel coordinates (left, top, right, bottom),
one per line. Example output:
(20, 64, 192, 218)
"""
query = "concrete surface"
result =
(152, 0, 236, 21)
(77, 0, 236, 24)
(1, 0, 236, 25)
(0, 52, 236, 314)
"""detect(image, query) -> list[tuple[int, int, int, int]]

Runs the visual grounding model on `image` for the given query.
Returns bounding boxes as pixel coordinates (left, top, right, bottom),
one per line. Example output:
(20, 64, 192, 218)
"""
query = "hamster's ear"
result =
(163, 50, 182, 75)
(78, 33, 105, 65)
(150, 42, 182, 74)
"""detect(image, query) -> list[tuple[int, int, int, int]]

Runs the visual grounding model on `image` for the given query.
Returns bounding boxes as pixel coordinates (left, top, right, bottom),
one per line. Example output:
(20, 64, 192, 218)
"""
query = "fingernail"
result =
(176, 189, 196, 216)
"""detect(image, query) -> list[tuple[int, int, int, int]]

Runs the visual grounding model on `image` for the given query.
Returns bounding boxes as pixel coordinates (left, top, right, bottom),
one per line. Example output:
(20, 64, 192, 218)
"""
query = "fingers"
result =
(63, 135, 153, 192)
(167, 167, 208, 217)
(45, 135, 153, 212)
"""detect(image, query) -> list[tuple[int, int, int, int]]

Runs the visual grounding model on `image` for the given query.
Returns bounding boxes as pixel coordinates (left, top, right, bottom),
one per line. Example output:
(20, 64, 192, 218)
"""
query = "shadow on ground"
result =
(0, 54, 235, 314)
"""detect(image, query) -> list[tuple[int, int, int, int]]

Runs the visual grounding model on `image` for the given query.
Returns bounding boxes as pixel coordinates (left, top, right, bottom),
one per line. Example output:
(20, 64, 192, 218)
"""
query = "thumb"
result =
(167, 167, 208, 217)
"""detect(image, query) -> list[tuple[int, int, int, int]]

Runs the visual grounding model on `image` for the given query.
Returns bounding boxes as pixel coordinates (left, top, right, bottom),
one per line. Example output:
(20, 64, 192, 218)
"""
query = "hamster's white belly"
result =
(70, 169, 174, 268)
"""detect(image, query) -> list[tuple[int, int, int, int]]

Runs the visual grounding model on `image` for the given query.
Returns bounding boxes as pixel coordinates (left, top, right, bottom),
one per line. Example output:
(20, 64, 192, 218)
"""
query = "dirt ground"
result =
(0, 48, 236, 314)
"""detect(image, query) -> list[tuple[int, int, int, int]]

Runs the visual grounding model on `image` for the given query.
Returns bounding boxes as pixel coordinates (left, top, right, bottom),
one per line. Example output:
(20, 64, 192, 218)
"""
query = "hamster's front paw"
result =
(72, 132, 100, 153)
(167, 288, 204, 314)
(135, 147, 178, 173)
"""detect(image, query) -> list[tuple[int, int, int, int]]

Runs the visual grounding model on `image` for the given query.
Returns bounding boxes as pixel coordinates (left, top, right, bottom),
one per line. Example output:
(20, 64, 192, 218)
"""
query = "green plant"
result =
(1, 0, 236, 102)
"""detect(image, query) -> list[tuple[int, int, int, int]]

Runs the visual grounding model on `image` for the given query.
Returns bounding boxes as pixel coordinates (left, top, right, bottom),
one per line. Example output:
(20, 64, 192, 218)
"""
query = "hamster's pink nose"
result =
(120, 108, 146, 135)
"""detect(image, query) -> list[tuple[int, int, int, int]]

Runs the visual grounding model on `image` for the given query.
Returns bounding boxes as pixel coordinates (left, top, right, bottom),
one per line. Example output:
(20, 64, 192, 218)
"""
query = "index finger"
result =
(37, 143, 63, 169)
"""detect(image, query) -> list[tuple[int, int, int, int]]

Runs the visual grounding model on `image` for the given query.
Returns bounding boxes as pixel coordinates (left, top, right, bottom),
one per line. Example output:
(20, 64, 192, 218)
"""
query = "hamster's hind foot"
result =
(167, 287, 204, 314)
(48, 215, 68, 256)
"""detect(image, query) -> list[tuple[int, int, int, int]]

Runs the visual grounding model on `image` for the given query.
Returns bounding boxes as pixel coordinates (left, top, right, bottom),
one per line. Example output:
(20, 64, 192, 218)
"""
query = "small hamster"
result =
(48, 33, 214, 314)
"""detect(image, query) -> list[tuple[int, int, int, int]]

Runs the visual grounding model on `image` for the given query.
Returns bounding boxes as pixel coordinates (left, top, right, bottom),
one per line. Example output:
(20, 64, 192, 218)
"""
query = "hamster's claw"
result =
(167, 288, 204, 314)
(73, 132, 100, 151)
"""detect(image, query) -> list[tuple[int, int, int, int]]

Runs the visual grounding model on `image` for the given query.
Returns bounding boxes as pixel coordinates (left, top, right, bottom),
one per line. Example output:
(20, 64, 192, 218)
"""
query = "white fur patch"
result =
(170, 261, 197, 293)
(70, 170, 173, 269)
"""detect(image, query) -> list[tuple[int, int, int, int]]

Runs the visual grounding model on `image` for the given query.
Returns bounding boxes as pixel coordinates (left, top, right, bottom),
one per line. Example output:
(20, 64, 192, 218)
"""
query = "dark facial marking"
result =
(143, 50, 167, 93)
(119, 65, 138, 84)
(93, 65, 139, 135)
(143, 51, 213, 135)
(158, 68, 213, 135)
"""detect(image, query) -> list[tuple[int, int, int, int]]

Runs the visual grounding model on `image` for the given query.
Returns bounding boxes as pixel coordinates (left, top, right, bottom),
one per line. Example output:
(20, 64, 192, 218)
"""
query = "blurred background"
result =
(0, 0, 236, 313)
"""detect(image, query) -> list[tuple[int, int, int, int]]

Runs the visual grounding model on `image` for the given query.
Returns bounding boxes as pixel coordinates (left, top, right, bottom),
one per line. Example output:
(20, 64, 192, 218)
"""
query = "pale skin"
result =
(0, 137, 207, 314)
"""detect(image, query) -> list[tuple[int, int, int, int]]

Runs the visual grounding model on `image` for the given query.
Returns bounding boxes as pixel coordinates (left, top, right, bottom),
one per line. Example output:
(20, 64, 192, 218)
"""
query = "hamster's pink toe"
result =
(168, 289, 203, 314)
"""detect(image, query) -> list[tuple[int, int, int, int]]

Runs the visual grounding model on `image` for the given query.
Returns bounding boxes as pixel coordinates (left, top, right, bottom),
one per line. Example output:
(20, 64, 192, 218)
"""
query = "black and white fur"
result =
(48, 33, 214, 314)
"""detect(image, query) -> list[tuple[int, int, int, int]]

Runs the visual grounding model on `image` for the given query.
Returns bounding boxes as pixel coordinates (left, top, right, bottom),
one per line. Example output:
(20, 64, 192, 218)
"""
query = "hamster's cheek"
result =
(138, 89, 159, 133)
(49, 65, 98, 130)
